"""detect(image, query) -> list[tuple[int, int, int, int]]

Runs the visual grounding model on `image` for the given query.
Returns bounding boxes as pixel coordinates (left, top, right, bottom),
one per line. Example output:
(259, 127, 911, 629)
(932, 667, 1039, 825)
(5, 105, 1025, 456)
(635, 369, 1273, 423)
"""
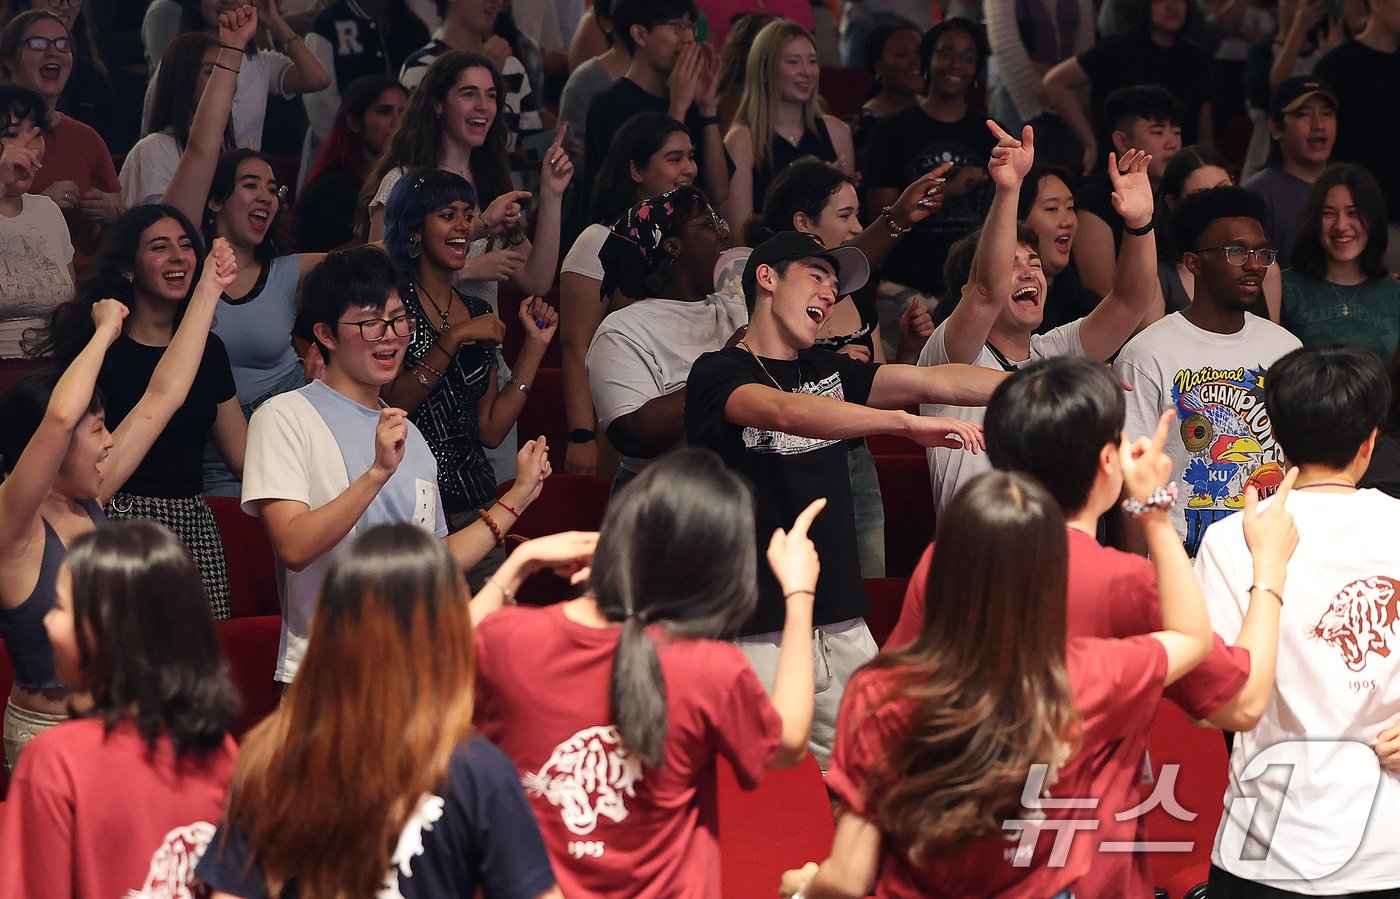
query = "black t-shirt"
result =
(1038, 263, 1103, 334)
(1314, 40, 1400, 224)
(1074, 173, 1124, 249)
(296, 167, 362, 253)
(99, 334, 237, 498)
(861, 106, 995, 295)
(1360, 433, 1400, 500)
(196, 735, 556, 899)
(1077, 31, 1210, 148)
(685, 346, 876, 634)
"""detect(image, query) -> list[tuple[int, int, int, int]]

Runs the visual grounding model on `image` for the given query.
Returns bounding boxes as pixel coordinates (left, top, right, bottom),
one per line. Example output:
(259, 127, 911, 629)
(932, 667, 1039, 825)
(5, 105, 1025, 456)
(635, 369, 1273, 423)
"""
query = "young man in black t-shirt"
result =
(685, 231, 1004, 767)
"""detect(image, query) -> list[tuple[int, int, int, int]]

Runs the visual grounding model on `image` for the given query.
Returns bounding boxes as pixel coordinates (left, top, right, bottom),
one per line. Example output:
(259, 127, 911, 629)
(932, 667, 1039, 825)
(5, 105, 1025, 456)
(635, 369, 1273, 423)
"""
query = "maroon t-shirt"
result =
(827, 635, 1168, 898)
(474, 603, 784, 899)
(0, 718, 237, 898)
(887, 529, 1248, 896)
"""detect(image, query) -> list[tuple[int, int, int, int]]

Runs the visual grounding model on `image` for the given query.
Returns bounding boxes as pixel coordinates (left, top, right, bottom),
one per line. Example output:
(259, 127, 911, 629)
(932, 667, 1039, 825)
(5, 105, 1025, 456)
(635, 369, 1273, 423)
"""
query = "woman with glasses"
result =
(161, 6, 328, 497)
(722, 20, 854, 226)
(1, 10, 122, 273)
(1281, 164, 1400, 360)
(0, 0, 114, 149)
(380, 168, 558, 584)
(590, 186, 744, 493)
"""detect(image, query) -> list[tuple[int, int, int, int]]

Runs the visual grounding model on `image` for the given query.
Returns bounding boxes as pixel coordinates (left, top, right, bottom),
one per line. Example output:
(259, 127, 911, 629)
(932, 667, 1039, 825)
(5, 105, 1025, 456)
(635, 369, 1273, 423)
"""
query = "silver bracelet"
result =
(506, 376, 530, 396)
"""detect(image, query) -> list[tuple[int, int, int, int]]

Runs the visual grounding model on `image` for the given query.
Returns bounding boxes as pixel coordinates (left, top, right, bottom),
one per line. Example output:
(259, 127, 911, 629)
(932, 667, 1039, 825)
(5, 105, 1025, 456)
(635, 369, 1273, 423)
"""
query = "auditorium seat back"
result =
(717, 751, 834, 896)
(215, 615, 283, 740)
(208, 496, 281, 618)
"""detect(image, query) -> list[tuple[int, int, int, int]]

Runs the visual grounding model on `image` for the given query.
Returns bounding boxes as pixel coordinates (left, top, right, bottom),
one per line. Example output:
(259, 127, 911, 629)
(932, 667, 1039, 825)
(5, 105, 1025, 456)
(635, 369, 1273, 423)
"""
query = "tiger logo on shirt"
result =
(1313, 576, 1400, 672)
(522, 725, 643, 841)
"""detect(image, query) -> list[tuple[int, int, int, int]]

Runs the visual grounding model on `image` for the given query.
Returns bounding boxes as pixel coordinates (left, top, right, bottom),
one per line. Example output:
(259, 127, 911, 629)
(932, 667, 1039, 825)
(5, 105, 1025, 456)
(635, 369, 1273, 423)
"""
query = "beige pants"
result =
(735, 617, 878, 771)
(3, 701, 67, 772)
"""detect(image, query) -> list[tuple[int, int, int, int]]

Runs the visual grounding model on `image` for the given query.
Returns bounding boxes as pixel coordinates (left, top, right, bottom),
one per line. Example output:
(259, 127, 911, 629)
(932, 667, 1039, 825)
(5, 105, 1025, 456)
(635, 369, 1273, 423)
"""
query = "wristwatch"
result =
(568, 428, 596, 443)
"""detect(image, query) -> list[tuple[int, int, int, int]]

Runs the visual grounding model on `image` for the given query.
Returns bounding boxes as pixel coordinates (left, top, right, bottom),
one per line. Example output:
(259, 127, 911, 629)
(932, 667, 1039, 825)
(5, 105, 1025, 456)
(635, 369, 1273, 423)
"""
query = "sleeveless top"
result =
(752, 118, 838, 211)
(0, 498, 106, 689)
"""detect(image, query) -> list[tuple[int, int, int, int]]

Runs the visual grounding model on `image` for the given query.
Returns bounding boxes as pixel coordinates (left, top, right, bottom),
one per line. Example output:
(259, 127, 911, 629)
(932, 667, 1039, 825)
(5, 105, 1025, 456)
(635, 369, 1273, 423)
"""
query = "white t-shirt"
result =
(141, 50, 293, 151)
(1196, 489, 1400, 893)
(0, 194, 74, 358)
(118, 130, 182, 207)
(242, 380, 446, 683)
(917, 318, 1084, 511)
(1115, 312, 1301, 555)
(560, 222, 609, 281)
(587, 293, 748, 473)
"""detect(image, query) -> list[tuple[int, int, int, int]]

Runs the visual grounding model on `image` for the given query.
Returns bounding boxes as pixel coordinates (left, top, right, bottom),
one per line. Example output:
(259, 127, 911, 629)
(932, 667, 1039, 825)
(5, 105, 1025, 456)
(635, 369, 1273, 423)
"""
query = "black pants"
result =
(1210, 865, 1400, 898)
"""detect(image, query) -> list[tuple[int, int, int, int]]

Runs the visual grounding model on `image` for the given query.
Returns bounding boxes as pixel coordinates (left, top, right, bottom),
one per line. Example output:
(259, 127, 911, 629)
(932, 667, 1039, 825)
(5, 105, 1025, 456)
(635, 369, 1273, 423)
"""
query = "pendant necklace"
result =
(417, 281, 455, 330)
(739, 339, 801, 393)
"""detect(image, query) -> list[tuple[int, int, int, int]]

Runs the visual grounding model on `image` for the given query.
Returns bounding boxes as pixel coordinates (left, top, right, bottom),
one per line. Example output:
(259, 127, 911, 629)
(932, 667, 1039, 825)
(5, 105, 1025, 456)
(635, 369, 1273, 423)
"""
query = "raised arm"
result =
(847, 164, 952, 272)
(162, 6, 253, 226)
(1079, 149, 1158, 359)
(444, 438, 553, 580)
(1041, 57, 1096, 175)
(558, 272, 606, 474)
(942, 121, 1033, 364)
(724, 382, 986, 451)
(722, 125, 755, 226)
(1203, 471, 1298, 730)
(102, 239, 238, 504)
(478, 300, 557, 447)
(1122, 411, 1214, 685)
(255, 0, 331, 95)
(765, 498, 824, 768)
(686, 44, 729, 206)
(0, 300, 125, 555)
(509, 126, 576, 296)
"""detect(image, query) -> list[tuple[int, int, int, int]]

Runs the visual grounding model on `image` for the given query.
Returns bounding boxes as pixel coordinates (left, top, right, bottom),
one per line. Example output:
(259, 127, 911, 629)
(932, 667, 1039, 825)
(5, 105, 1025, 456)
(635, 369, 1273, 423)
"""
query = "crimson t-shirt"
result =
(0, 718, 237, 899)
(473, 603, 784, 899)
(827, 635, 1168, 898)
(886, 530, 1248, 896)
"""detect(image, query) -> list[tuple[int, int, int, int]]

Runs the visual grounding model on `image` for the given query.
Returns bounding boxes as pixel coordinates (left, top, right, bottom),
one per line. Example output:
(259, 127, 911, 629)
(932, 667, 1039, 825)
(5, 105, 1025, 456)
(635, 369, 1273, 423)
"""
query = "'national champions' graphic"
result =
(1172, 365, 1284, 555)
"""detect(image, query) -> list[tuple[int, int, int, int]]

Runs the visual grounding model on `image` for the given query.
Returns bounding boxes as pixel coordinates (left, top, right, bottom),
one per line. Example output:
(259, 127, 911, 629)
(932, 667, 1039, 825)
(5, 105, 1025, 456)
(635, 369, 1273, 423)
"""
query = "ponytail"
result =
(608, 613, 668, 768)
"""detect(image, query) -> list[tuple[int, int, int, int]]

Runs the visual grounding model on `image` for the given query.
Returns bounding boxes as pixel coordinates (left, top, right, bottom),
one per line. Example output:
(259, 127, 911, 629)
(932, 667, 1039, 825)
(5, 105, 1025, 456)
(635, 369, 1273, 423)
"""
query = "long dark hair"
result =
(1291, 164, 1390, 282)
(25, 205, 205, 364)
(304, 74, 405, 189)
(205, 148, 292, 264)
(360, 52, 512, 239)
(0, 367, 104, 482)
(67, 521, 238, 755)
(147, 32, 230, 152)
(224, 524, 476, 899)
(743, 158, 853, 246)
(856, 471, 1079, 862)
(589, 449, 759, 767)
(590, 111, 691, 225)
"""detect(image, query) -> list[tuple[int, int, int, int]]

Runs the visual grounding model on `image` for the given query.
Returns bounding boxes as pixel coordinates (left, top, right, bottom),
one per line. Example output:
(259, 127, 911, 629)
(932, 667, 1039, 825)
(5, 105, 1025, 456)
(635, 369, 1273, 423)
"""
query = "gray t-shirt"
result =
(560, 56, 618, 149)
(1243, 167, 1313, 268)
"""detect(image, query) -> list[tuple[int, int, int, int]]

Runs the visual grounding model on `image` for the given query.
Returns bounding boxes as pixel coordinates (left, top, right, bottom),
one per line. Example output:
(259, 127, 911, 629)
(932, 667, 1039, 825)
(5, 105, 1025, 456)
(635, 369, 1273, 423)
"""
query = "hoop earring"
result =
(409, 237, 422, 259)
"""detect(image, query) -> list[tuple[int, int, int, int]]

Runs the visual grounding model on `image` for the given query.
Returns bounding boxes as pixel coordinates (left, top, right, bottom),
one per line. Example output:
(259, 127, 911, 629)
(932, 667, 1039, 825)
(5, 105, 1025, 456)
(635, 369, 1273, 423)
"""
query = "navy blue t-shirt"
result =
(196, 735, 555, 898)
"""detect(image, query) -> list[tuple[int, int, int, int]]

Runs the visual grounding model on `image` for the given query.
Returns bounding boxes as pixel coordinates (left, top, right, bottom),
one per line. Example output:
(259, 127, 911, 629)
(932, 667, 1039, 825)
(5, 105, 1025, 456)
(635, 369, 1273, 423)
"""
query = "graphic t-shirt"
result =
(826, 635, 1168, 899)
(473, 603, 783, 899)
(862, 107, 996, 295)
(0, 718, 237, 899)
(1279, 272, 1400, 362)
(0, 193, 73, 358)
(242, 379, 447, 682)
(917, 318, 1084, 512)
(1197, 489, 1400, 893)
(1115, 312, 1301, 555)
(197, 734, 556, 899)
(685, 346, 877, 634)
(887, 532, 1250, 897)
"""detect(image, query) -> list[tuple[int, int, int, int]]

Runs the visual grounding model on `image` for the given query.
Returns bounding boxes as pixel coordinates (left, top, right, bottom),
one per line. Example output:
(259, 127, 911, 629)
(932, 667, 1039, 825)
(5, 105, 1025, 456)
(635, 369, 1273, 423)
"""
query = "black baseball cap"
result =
(1269, 76, 1338, 119)
(742, 232, 871, 306)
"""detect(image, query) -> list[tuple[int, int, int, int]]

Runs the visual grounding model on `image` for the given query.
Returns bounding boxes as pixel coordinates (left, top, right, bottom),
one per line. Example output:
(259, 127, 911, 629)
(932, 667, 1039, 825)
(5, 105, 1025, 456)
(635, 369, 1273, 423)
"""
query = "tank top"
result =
(752, 118, 838, 211)
(0, 498, 106, 689)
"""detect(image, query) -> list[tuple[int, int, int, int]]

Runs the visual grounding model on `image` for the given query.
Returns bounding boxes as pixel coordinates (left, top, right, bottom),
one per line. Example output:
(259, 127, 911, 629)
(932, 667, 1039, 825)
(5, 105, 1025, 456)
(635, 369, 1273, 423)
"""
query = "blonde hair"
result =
(732, 20, 822, 172)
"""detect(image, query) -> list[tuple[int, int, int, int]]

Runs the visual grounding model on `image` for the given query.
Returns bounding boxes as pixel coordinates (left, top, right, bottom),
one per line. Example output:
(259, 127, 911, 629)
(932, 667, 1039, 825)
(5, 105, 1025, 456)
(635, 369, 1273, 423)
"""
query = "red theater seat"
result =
(874, 453, 935, 578)
(0, 357, 41, 399)
(216, 615, 282, 740)
(516, 367, 567, 470)
(718, 751, 834, 897)
(863, 577, 910, 648)
(819, 65, 873, 119)
(497, 473, 609, 539)
(208, 496, 281, 618)
(1143, 700, 1230, 897)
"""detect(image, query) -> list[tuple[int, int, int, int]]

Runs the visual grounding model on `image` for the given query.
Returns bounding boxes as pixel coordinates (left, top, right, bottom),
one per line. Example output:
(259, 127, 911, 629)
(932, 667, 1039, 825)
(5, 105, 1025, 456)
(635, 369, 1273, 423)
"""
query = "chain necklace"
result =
(1327, 279, 1364, 319)
(738, 339, 801, 392)
(416, 280, 455, 329)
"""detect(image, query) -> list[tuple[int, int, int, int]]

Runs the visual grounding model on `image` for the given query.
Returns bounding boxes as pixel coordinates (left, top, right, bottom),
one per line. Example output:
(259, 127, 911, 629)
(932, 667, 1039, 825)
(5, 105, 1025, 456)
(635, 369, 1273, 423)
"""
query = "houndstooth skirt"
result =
(104, 492, 231, 620)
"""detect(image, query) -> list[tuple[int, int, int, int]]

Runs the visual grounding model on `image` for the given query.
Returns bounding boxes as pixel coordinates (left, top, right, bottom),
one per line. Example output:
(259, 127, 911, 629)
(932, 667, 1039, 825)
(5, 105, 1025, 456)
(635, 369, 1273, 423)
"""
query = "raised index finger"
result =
(550, 122, 567, 152)
(985, 119, 1014, 143)
(1270, 466, 1299, 509)
(788, 497, 827, 541)
(1151, 409, 1174, 454)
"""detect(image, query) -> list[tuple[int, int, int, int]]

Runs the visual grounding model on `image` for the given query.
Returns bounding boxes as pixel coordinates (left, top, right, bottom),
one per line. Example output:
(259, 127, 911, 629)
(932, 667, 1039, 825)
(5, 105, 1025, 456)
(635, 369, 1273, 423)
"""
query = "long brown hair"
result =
(857, 472, 1079, 863)
(221, 525, 477, 898)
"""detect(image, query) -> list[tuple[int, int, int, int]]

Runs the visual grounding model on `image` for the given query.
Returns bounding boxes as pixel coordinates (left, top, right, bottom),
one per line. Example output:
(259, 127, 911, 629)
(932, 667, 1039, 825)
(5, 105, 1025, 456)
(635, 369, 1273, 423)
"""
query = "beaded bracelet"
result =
(1120, 482, 1179, 518)
(415, 357, 446, 379)
(479, 507, 505, 545)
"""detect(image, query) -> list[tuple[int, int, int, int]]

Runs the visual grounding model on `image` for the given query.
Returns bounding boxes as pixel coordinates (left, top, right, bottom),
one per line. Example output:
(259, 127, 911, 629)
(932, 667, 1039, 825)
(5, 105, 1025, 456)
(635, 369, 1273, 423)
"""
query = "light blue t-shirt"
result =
(212, 255, 305, 411)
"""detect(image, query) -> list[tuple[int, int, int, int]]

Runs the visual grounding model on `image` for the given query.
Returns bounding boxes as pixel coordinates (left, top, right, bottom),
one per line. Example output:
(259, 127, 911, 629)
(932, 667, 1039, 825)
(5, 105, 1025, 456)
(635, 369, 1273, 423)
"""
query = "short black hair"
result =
(1168, 185, 1267, 258)
(919, 17, 989, 83)
(611, 0, 700, 53)
(1265, 346, 1389, 469)
(985, 357, 1125, 514)
(1016, 164, 1079, 221)
(1104, 84, 1184, 134)
(302, 246, 405, 359)
(0, 82, 50, 134)
(0, 368, 104, 482)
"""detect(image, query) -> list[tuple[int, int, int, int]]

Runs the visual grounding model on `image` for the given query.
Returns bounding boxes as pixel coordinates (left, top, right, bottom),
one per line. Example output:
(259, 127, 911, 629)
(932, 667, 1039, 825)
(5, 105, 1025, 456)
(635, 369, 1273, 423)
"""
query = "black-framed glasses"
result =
(658, 19, 697, 35)
(1193, 245, 1278, 267)
(340, 314, 416, 341)
(22, 36, 73, 53)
